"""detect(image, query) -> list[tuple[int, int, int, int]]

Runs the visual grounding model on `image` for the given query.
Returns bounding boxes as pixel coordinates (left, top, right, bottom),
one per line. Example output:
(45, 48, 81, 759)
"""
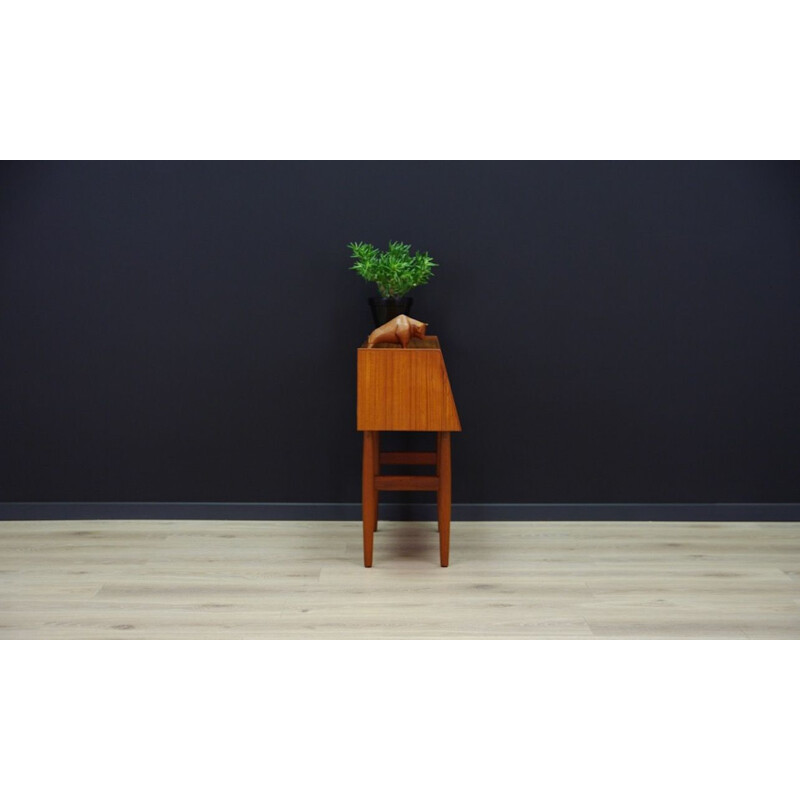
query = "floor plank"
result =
(1, 520, 798, 639)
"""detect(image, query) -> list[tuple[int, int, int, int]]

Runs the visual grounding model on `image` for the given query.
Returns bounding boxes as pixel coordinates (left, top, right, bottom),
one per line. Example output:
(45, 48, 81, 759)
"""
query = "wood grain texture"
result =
(375, 476, 440, 491)
(357, 336, 461, 431)
(1, 520, 798, 639)
(362, 432, 377, 567)
(437, 432, 451, 567)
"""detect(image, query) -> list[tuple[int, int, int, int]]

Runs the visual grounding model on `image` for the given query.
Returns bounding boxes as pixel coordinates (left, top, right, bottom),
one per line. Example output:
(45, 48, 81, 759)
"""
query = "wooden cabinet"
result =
(357, 336, 461, 567)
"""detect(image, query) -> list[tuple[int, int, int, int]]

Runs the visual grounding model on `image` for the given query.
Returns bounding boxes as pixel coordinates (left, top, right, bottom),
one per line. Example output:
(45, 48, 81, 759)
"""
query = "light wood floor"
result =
(1, 519, 798, 639)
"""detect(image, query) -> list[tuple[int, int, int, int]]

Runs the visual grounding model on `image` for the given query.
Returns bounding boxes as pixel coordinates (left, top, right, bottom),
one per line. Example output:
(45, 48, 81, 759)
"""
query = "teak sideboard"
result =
(357, 336, 461, 567)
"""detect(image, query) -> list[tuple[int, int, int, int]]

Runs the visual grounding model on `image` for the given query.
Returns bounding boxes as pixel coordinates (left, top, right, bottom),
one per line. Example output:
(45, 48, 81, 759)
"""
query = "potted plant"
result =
(348, 241, 438, 326)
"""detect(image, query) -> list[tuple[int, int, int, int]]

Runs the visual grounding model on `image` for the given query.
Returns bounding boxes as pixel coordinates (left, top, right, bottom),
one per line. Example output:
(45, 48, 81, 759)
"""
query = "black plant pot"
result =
(368, 296, 413, 327)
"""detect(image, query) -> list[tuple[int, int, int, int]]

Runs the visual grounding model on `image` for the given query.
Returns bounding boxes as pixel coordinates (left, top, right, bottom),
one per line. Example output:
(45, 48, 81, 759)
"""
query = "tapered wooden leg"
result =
(437, 432, 451, 567)
(362, 431, 377, 567)
(373, 432, 380, 532)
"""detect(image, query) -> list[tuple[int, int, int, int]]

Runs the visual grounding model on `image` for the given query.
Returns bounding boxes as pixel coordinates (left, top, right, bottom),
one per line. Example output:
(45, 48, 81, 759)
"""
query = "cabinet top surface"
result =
(358, 335, 441, 351)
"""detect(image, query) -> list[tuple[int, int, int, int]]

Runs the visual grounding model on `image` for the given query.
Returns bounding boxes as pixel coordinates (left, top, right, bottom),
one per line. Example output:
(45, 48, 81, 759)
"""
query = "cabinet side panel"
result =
(438, 356, 462, 431)
(359, 349, 458, 430)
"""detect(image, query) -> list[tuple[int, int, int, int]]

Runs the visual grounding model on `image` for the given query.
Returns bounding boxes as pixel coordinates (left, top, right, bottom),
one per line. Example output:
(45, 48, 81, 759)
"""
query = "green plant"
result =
(348, 241, 437, 299)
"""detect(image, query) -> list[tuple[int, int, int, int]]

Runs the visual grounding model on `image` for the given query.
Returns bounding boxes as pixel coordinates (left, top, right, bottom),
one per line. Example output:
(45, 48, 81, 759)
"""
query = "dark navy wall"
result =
(1, 161, 798, 504)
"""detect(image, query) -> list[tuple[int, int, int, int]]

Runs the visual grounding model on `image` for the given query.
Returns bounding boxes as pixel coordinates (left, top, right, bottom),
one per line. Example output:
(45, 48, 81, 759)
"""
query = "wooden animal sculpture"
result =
(367, 314, 428, 348)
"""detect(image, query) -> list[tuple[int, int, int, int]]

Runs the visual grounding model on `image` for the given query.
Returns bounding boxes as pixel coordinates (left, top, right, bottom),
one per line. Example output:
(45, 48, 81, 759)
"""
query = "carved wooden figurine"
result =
(367, 314, 428, 348)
